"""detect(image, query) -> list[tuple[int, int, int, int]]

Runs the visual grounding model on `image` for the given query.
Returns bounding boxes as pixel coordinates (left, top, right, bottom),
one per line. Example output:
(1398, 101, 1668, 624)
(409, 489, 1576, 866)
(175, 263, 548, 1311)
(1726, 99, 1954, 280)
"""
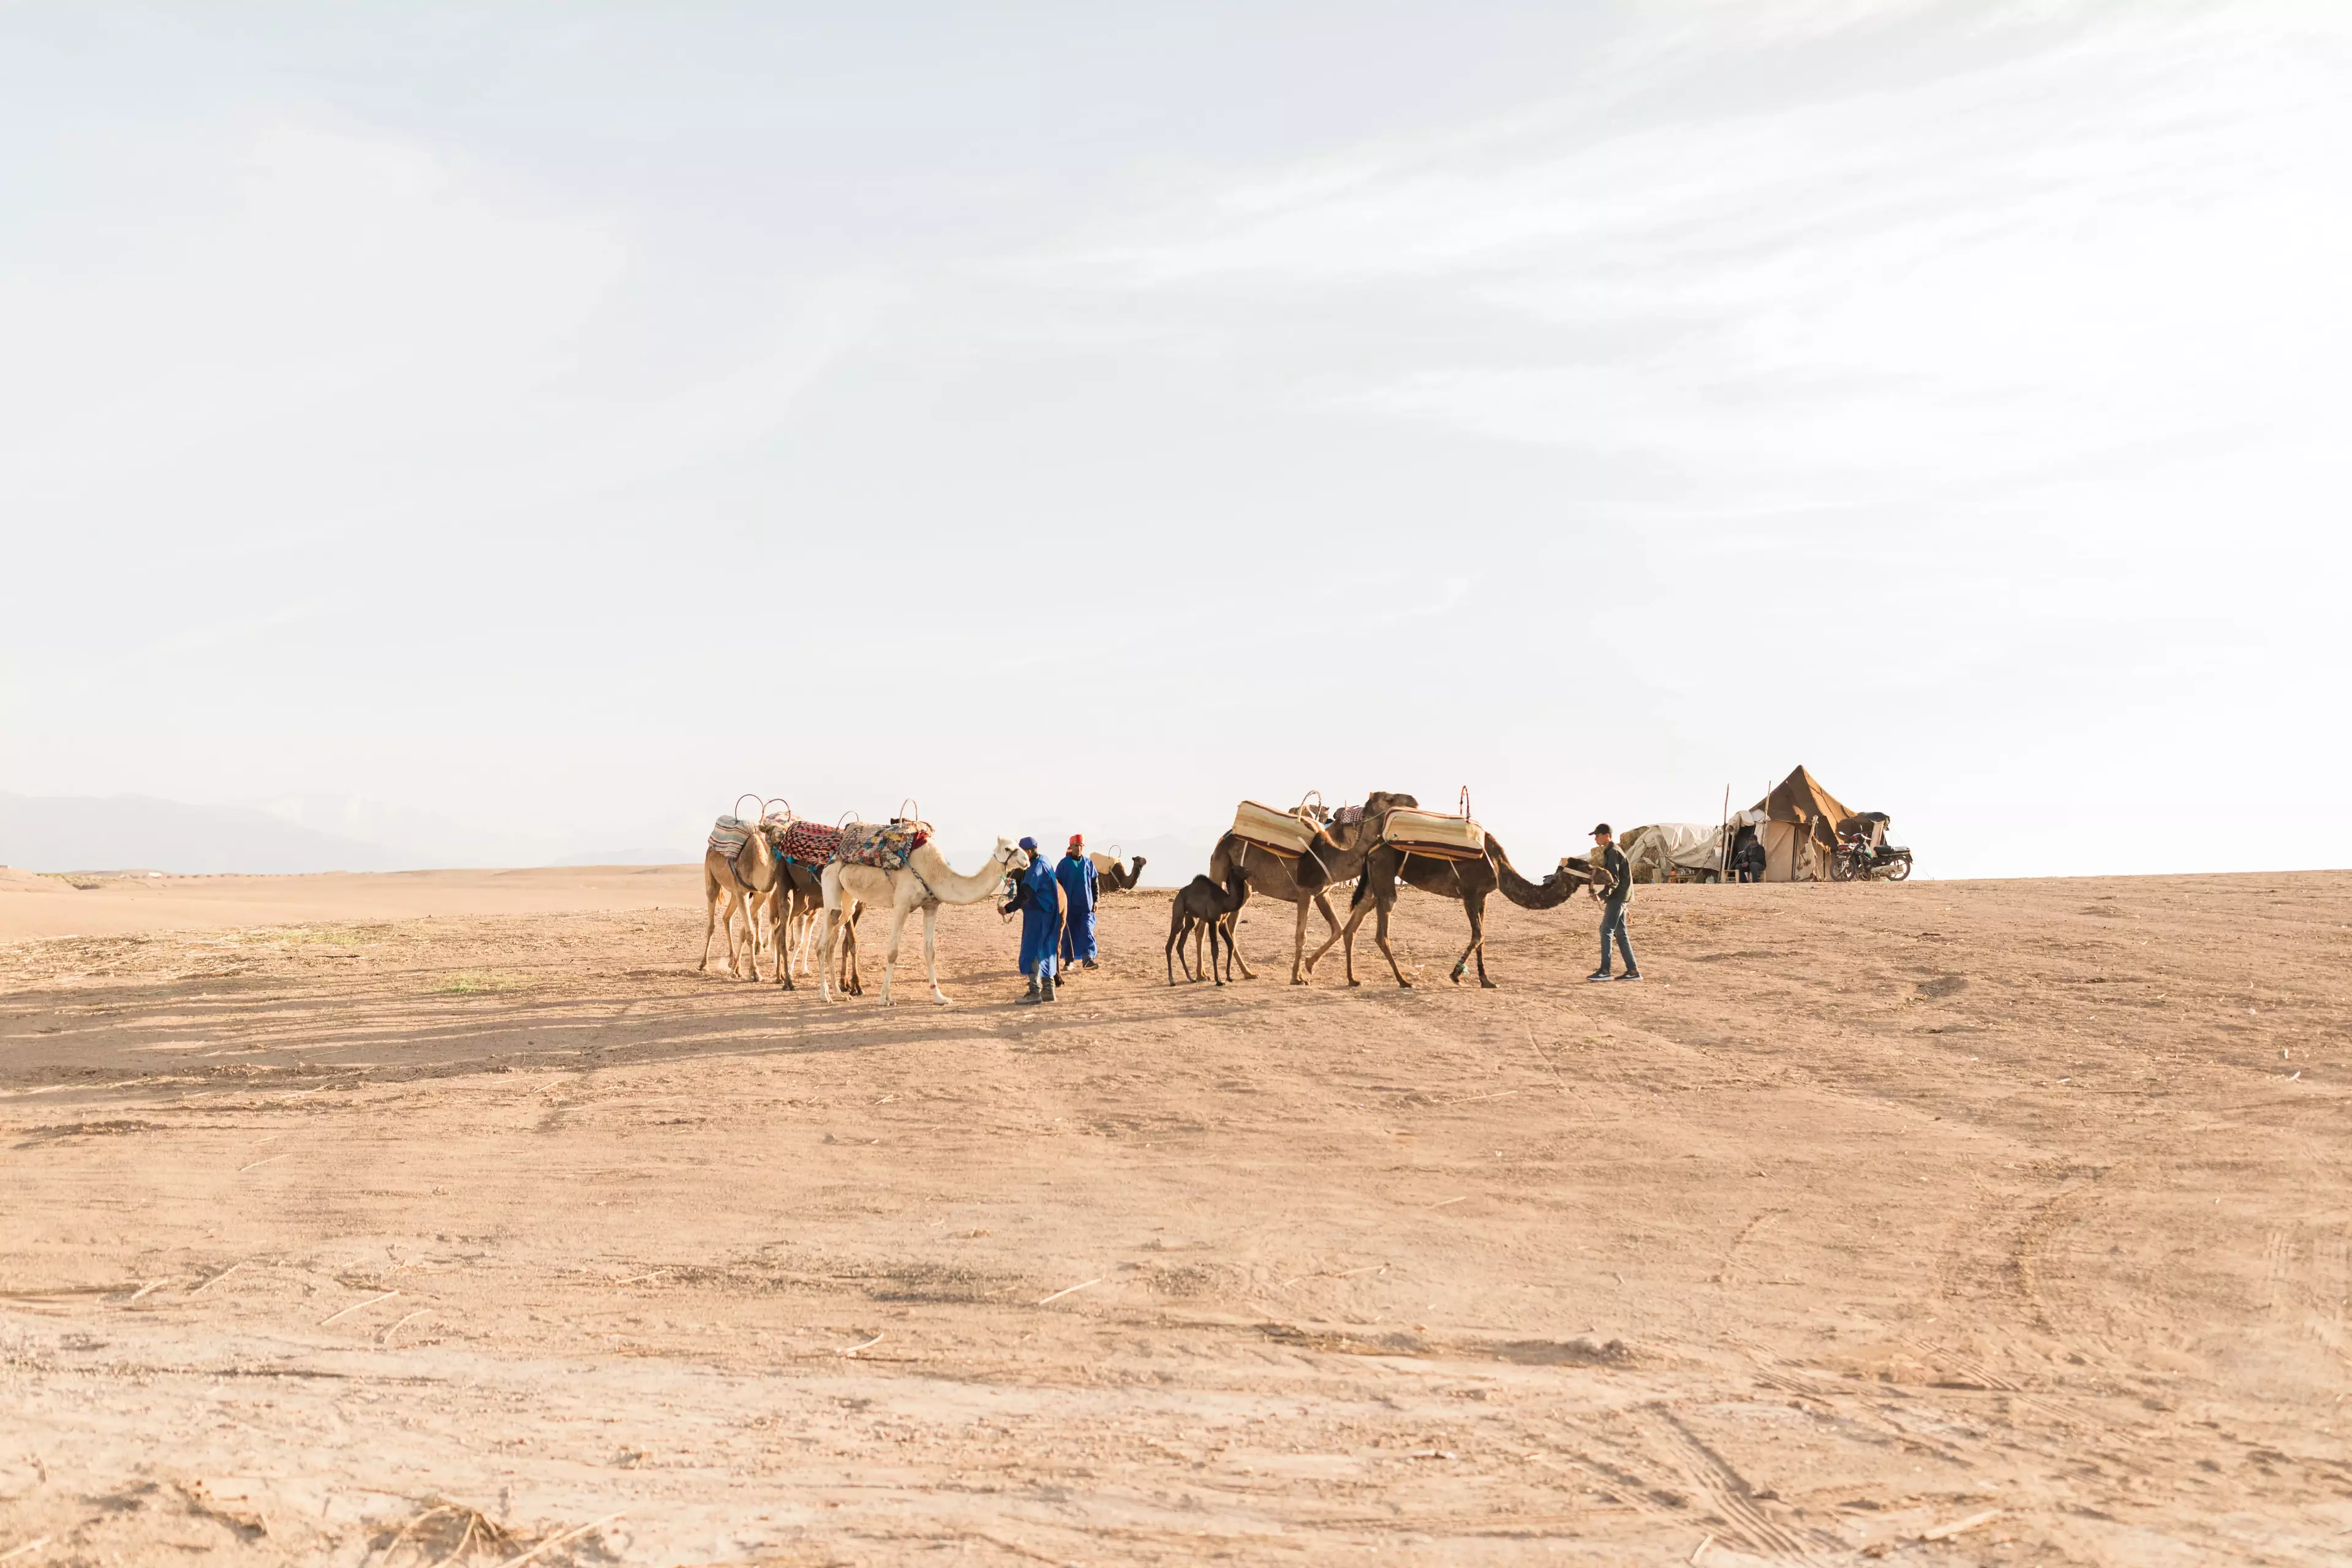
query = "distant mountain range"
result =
(0, 793, 407, 875)
(0, 793, 1208, 883)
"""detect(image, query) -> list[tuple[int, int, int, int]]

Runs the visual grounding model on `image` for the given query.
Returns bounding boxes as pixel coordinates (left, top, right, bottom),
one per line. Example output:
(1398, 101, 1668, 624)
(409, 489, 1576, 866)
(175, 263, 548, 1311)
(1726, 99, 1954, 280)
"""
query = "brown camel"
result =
(699, 824, 785, 978)
(764, 853, 865, 993)
(1165, 868, 1246, 985)
(1090, 853, 1148, 892)
(1206, 791, 1417, 985)
(1325, 832, 1591, 989)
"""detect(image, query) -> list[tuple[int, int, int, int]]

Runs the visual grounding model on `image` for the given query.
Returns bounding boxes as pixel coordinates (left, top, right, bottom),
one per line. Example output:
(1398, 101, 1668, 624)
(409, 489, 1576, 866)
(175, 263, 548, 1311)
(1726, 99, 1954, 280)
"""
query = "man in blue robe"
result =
(1057, 834, 1099, 971)
(1000, 836, 1062, 1003)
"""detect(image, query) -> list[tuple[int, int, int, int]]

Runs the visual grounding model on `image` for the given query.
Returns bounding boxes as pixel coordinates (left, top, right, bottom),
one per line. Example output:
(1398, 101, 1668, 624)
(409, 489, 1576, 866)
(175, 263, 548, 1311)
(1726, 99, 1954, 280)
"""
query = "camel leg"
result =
(1335, 894, 1378, 987)
(924, 904, 949, 1004)
(1471, 891, 1495, 988)
(1303, 897, 1349, 974)
(1222, 882, 1256, 979)
(1368, 890, 1412, 989)
(1289, 896, 1317, 984)
(698, 871, 722, 972)
(845, 905, 865, 995)
(817, 879, 846, 1003)
(1210, 916, 1229, 986)
(785, 888, 804, 987)
(879, 900, 911, 1006)
(1166, 906, 1186, 985)
(720, 888, 745, 977)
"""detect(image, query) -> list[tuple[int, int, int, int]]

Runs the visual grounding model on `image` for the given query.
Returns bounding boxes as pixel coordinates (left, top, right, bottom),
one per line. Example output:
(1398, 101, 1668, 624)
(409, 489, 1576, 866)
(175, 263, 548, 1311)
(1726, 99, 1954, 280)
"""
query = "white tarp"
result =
(1621, 822, 1726, 881)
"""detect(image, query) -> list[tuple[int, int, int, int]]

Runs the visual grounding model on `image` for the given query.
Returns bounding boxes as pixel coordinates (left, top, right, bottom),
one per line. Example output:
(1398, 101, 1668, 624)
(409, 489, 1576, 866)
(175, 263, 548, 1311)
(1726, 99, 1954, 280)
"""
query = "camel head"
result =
(992, 836, 1032, 876)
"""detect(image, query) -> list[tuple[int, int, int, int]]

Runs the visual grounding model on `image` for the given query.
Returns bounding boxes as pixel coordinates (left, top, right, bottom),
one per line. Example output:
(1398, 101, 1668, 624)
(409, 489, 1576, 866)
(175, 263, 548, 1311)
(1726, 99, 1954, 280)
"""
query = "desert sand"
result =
(1, 866, 2345, 1565)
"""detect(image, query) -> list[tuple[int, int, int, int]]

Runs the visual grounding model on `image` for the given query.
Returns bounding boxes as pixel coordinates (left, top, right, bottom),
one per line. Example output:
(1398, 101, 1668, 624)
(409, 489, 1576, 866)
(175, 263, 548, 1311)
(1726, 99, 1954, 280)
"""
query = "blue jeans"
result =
(1597, 900, 1635, 973)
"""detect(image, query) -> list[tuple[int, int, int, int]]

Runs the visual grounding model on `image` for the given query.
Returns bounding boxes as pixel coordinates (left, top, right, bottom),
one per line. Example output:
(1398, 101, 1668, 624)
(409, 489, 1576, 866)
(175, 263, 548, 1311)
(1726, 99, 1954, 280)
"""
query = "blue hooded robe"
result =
(1057, 853, 1099, 964)
(1007, 854, 1062, 978)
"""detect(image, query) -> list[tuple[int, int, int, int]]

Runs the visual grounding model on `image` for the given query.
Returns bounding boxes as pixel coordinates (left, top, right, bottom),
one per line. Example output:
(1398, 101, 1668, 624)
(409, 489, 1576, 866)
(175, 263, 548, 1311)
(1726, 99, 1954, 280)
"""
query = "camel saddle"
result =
(707, 815, 758, 860)
(834, 820, 931, 871)
(1382, 807, 1487, 861)
(777, 820, 843, 865)
(1229, 800, 1320, 858)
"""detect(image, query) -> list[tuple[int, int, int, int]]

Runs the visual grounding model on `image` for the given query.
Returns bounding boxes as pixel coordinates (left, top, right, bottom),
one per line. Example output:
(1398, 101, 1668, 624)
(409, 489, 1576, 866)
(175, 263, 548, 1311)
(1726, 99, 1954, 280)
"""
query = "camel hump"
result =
(708, 815, 756, 858)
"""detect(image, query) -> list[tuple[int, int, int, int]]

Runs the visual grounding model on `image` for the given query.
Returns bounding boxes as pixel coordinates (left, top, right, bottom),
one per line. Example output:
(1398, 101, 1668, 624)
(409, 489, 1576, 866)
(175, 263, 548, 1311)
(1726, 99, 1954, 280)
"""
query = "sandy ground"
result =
(0, 867, 2345, 1566)
(0, 865, 704, 941)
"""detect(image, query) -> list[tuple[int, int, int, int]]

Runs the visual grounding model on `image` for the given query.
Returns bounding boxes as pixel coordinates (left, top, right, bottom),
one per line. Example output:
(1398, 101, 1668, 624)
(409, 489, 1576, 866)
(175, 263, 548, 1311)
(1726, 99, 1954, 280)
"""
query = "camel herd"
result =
(699, 792, 1589, 1006)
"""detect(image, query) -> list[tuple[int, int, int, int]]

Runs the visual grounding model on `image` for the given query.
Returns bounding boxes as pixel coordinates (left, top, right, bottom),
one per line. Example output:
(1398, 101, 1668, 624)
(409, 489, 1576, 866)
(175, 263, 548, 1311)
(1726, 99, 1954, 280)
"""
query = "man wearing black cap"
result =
(1585, 823, 1639, 982)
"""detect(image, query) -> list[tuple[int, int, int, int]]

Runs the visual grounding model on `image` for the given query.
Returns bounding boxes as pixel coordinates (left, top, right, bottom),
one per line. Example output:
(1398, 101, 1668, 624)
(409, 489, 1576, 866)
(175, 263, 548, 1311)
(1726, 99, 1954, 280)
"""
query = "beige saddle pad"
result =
(1382, 808, 1487, 860)
(1229, 800, 1320, 858)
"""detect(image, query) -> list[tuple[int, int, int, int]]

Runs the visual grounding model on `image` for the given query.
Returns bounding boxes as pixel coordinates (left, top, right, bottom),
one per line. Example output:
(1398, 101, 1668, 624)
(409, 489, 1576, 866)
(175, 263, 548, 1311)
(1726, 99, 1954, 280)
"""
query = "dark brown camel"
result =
(1093, 854, 1148, 892)
(1324, 833, 1590, 989)
(1206, 791, 1417, 984)
(1165, 868, 1246, 985)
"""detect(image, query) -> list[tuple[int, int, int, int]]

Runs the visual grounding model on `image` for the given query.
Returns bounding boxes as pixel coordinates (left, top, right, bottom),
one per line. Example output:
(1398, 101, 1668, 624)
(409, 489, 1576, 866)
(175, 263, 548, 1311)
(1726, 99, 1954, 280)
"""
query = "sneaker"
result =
(1082, 960, 1099, 971)
(1019, 980, 1042, 1005)
(1616, 970, 1643, 982)
(1586, 970, 1613, 982)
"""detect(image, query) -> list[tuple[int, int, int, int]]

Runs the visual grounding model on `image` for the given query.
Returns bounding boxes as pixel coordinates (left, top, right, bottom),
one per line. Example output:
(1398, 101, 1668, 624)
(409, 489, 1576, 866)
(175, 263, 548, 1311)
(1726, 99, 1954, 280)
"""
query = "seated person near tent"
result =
(1735, 835, 1766, 882)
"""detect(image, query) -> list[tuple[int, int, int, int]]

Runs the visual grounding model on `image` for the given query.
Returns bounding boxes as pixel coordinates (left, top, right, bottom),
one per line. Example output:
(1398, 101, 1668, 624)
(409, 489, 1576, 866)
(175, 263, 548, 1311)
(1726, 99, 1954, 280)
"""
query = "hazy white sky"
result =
(4, 0, 2346, 877)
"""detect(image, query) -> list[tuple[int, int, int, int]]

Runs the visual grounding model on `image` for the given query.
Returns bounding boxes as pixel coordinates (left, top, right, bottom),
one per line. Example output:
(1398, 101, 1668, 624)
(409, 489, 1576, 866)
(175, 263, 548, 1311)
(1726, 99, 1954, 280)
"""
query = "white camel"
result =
(817, 837, 1029, 1006)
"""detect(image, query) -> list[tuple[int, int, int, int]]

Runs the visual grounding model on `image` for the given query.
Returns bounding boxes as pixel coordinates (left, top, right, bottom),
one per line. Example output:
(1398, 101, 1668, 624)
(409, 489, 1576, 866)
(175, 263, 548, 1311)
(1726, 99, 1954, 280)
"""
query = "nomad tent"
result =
(1747, 765, 1858, 882)
(1621, 822, 1727, 883)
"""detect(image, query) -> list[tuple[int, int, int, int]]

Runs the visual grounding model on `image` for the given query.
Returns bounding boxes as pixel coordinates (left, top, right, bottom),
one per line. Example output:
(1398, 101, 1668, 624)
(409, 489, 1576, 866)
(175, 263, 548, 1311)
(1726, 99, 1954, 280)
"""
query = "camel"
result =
(764, 854, 865, 993)
(1166, 869, 1246, 985)
(1090, 853, 1148, 892)
(698, 823, 786, 979)
(1205, 791, 1417, 985)
(1325, 833, 1591, 989)
(816, 837, 1031, 1006)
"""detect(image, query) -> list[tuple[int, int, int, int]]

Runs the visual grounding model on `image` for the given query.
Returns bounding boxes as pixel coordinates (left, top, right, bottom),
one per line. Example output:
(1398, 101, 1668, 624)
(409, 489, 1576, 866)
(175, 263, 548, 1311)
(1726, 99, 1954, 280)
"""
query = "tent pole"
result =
(1718, 783, 1730, 882)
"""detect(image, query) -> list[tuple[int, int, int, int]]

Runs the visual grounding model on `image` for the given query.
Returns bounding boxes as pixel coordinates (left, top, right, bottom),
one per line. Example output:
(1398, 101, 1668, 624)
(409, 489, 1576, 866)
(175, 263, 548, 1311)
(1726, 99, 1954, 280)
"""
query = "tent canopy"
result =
(1746, 766, 1863, 882)
(1753, 765, 1854, 829)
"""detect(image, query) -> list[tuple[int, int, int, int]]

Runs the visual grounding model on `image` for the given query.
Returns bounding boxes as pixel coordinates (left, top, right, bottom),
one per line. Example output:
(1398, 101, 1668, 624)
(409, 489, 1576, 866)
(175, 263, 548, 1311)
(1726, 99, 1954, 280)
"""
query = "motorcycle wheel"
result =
(1826, 853, 1853, 883)
(1883, 858, 1912, 883)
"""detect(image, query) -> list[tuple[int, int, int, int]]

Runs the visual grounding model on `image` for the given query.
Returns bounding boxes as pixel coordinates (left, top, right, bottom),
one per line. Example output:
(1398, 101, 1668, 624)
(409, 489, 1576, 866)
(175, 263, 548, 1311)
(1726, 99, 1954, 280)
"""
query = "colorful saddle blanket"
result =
(778, 820, 843, 865)
(707, 815, 756, 859)
(836, 820, 930, 870)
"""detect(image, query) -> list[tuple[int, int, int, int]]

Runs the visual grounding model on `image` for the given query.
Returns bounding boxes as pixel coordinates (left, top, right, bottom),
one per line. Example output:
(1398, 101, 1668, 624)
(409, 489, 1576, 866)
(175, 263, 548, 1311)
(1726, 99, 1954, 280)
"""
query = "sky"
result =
(3, 0, 2347, 878)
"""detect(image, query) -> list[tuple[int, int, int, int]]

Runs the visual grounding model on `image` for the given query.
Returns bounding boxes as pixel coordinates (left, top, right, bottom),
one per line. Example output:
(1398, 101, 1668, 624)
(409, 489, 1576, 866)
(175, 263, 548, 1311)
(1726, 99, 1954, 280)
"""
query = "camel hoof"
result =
(932, 993, 951, 1006)
(1480, 979, 1498, 990)
(1346, 979, 1362, 989)
(1399, 981, 1414, 990)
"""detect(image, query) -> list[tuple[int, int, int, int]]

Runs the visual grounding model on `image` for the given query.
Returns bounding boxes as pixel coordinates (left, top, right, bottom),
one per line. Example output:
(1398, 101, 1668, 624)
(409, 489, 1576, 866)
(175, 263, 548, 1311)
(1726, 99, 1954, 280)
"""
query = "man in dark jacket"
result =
(1585, 823, 1640, 982)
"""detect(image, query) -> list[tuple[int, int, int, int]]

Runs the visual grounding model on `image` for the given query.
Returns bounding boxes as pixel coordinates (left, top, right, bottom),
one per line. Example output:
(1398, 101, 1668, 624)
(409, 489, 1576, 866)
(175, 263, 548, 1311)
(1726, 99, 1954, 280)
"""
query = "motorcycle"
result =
(1830, 835, 1913, 882)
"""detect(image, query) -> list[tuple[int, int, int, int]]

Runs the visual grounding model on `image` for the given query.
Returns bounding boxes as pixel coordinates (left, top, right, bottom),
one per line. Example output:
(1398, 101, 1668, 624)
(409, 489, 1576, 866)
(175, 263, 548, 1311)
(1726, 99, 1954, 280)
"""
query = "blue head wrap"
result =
(1017, 836, 1038, 852)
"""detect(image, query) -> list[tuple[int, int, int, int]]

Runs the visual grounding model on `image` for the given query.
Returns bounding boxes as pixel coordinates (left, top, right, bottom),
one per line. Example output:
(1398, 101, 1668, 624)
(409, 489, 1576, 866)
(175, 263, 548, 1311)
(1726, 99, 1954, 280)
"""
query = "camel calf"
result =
(1166, 870, 1246, 986)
